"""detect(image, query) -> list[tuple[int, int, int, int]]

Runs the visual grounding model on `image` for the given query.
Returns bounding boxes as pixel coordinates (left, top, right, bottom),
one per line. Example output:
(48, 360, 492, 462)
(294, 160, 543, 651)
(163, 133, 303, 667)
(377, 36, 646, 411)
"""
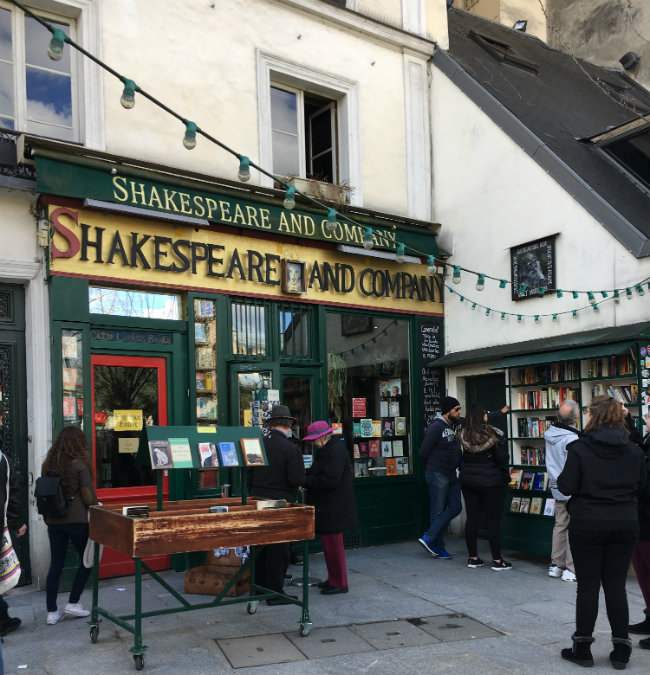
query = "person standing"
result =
(544, 399, 580, 582)
(249, 405, 305, 606)
(558, 396, 646, 669)
(0, 404, 26, 637)
(458, 404, 512, 570)
(303, 420, 358, 594)
(41, 426, 98, 625)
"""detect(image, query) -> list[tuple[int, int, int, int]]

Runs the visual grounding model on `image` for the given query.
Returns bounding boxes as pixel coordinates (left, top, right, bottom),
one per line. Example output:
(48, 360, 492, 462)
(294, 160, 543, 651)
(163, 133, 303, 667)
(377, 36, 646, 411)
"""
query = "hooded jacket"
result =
(544, 422, 580, 501)
(458, 426, 509, 488)
(557, 424, 646, 532)
(419, 412, 462, 477)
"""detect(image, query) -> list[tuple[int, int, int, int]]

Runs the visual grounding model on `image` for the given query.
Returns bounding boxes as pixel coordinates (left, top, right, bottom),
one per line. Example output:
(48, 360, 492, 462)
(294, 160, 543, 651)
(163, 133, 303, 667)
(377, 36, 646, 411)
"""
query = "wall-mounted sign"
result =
(511, 236, 556, 301)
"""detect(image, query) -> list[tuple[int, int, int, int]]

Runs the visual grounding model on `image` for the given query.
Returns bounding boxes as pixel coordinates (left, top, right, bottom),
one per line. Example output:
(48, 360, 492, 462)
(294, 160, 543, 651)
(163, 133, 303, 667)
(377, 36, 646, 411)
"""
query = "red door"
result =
(91, 354, 170, 578)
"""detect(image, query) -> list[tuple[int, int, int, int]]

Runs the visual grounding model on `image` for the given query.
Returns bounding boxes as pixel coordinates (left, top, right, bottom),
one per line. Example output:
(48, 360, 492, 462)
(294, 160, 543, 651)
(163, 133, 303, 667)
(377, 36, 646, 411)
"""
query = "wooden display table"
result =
(88, 498, 315, 670)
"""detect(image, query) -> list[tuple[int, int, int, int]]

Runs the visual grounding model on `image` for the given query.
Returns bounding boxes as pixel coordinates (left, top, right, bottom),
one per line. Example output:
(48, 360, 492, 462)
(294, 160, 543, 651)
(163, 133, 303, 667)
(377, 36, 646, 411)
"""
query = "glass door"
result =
(280, 367, 321, 445)
(91, 353, 169, 577)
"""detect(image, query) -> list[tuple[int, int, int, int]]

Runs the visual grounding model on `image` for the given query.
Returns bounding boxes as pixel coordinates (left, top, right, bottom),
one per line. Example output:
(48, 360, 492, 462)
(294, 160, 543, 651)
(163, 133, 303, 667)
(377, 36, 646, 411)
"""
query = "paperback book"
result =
(521, 472, 535, 491)
(533, 472, 548, 491)
(519, 496, 531, 513)
(392, 440, 404, 457)
(543, 498, 556, 517)
(385, 458, 397, 476)
(168, 438, 193, 468)
(148, 440, 173, 469)
(530, 497, 543, 515)
(381, 440, 392, 457)
(510, 496, 521, 512)
(394, 417, 406, 435)
(368, 440, 380, 457)
(199, 442, 218, 468)
(508, 469, 523, 489)
(217, 441, 240, 467)
(395, 457, 410, 475)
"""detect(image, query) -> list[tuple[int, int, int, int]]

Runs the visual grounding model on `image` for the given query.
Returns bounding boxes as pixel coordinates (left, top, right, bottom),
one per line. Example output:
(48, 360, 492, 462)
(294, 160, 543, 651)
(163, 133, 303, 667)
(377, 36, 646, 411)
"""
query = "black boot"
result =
(609, 637, 632, 670)
(628, 610, 650, 634)
(561, 633, 595, 667)
(0, 616, 21, 637)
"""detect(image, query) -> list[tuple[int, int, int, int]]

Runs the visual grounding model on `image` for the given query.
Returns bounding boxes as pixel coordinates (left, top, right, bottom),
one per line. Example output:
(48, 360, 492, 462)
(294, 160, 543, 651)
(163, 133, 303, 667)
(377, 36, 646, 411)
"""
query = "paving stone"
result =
(286, 625, 375, 658)
(416, 613, 504, 641)
(216, 632, 306, 668)
(349, 619, 440, 650)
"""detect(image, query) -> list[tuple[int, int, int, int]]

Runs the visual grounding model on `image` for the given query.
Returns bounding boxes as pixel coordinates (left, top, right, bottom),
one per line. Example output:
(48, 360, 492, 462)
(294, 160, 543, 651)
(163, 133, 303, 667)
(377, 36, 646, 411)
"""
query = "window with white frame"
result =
(0, 0, 79, 141)
(257, 51, 361, 204)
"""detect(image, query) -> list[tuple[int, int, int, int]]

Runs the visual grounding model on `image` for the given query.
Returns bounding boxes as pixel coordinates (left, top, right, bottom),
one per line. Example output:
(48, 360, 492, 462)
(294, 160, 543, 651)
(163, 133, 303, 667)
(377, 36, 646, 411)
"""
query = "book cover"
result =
(381, 440, 392, 457)
(352, 398, 367, 417)
(359, 442, 369, 457)
(256, 499, 287, 510)
(195, 372, 206, 392)
(217, 441, 240, 467)
(194, 322, 208, 343)
(241, 437, 266, 466)
(380, 401, 389, 418)
(62, 367, 78, 389)
(354, 459, 369, 477)
(533, 472, 548, 491)
(353, 443, 360, 458)
(168, 438, 194, 468)
(371, 420, 382, 437)
(353, 422, 361, 436)
(63, 396, 75, 418)
(303, 455, 313, 469)
(394, 417, 406, 435)
(359, 419, 374, 437)
(368, 457, 386, 474)
(196, 346, 215, 369)
(368, 440, 380, 457)
(519, 497, 531, 513)
(331, 423, 343, 435)
(521, 472, 535, 491)
(543, 498, 556, 516)
(385, 458, 397, 476)
(198, 442, 218, 468)
(530, 497, 543, 515)
(149, 440, 173, 469)
(197, 300, 214, 317)
(388, 401, 400, 417)
(383, 420, 393, 437)
(510, 496, 521, 512)
(508, 469, 523, 489)
(392, 440, 404, 457)
(395, 457, 409, 475)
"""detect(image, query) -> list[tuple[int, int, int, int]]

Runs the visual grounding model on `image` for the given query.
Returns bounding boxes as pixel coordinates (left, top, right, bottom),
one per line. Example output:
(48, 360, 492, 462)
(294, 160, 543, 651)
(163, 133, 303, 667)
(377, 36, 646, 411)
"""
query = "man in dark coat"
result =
(0, 404, 26, 636)
(249, 405, 305, 605)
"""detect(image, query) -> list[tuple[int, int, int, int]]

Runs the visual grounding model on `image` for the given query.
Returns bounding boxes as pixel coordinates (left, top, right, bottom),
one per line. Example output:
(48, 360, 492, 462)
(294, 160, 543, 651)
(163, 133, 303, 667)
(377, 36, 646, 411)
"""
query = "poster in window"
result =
(352, 398, 366, 418)
(511, 236, 556, 301)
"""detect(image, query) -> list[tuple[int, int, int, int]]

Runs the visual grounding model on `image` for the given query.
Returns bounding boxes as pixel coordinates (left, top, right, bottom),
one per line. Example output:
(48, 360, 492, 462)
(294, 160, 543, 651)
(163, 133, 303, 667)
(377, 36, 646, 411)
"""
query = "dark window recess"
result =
(469, 31, 539, 74)
(279, 305, 311, 360)
(603, 128, 650, 190)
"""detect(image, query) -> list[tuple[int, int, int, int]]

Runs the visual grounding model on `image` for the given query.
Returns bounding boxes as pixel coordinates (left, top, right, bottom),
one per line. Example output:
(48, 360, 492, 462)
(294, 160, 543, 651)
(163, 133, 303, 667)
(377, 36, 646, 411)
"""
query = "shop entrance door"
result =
(91, 354, 169, 577)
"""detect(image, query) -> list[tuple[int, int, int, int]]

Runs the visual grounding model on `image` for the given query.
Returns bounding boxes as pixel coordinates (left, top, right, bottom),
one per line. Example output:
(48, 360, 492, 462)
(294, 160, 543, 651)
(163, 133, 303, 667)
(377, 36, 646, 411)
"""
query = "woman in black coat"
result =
(303, 420, 358, 595)
(558, 395, 646, 669)
(458, 404, 511, 571)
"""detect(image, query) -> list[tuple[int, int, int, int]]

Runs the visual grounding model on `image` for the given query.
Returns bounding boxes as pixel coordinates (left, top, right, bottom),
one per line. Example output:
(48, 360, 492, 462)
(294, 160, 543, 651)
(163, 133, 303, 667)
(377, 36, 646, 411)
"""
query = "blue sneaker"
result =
(418, 534, 438, 557)
(432, 547, 452, 559)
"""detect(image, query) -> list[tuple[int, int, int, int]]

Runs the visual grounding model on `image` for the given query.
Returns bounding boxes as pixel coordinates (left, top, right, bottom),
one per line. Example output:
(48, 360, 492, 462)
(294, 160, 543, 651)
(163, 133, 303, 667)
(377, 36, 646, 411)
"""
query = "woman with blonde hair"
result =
(41, 426, 98, 625)
(558, 396, 646, 669)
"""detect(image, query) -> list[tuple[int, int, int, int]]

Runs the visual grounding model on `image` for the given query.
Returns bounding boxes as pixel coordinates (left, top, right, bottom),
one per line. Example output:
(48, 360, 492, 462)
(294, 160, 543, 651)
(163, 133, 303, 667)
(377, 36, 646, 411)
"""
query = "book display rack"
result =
(193, 299, 218, 423)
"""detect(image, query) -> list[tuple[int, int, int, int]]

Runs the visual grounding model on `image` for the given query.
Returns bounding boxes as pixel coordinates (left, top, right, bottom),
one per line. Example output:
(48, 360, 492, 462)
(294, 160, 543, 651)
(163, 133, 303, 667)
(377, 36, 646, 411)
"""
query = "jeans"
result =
(461, 484, 506, 560)
(424, 471, 462, 549)
(569, 527, 637, 639)
(46, 523, 91, 613)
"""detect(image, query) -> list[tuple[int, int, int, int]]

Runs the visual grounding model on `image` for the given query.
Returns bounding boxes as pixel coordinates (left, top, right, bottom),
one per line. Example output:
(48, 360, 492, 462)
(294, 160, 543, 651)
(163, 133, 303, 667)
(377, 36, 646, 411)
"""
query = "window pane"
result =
(232, 302, 266, 356)
(62, 329, 84, 429)
(0, 62, 14, 120)
(310, 107, 333, 155)
(26, 67, 72, 128)
(271, 87, 298, 134)
(272, 129, 300, 176)
(24, 16, 70, 72)
(0, 8, 12, 61)
(280, 307, 310, 358)
(89, 287, 181, 319)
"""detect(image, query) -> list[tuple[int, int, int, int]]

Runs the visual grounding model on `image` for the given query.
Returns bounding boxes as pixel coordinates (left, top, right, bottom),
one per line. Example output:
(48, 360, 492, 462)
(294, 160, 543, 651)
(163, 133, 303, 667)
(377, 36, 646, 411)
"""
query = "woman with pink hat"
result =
(303, 420, 358, 594)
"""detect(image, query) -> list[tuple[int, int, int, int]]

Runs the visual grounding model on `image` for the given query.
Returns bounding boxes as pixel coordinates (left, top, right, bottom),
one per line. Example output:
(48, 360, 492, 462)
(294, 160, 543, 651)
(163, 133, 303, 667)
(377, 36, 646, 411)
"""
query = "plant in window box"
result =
(327, 353, 348, 421)
(286, 176, 353, 206)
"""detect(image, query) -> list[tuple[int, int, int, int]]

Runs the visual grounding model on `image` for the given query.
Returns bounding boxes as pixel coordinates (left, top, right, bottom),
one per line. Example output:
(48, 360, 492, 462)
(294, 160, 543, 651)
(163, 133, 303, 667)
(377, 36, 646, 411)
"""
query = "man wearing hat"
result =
(249, 405, 305, 605)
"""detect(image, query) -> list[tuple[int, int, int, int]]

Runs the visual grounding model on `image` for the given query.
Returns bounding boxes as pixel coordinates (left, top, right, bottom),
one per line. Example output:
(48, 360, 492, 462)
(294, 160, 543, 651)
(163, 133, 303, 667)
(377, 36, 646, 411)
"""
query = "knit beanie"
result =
(441, 396, 461, 414)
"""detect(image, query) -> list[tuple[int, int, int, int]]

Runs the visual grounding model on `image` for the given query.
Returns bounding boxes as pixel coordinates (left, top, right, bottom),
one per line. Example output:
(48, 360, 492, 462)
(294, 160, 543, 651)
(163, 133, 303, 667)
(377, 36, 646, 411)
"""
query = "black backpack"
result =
(34, 474, 72, 518)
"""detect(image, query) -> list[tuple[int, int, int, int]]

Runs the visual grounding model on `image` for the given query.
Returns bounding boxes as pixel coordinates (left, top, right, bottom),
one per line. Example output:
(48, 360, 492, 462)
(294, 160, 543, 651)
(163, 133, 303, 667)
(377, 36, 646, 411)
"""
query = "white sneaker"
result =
(47, 610, 63, 625)
(561, 569, 577, 582)
(64, 602, 90, 618)
(548, 564, 562, 578)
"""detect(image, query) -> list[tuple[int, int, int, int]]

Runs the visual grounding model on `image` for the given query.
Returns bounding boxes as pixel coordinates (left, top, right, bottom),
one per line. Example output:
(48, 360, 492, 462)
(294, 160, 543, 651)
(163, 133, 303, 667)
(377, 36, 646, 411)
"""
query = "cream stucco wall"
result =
(431, 66, 650, 360)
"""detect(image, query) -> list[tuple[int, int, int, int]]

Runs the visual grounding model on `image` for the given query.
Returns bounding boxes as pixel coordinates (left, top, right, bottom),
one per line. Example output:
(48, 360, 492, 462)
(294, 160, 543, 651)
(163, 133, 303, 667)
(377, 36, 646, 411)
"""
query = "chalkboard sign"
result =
(418, 319, 443, 433)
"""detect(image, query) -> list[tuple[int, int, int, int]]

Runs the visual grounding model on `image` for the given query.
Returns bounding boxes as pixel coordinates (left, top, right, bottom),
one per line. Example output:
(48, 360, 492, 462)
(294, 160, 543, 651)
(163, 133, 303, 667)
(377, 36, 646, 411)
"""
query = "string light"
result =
(426, 255, 437, 275)
(47, 27, 66, 61)
(587, 291, 596, 304)
(537, 287, 546, 296)
(471, 302, 477, 310)
(517, 315, 522, 323)
(614, 290, 620, 303)
(326, 209, 337, 234)
(395, 243, 406, 264)
(573, 291, 579, 299)
(500, 312, 506, 320)
(593, 303, 599, 311)
(499, 280, 507, 289)
(635, 284, 645, 296)
(183, 121, 197, 150)
(452, 266, 461, 284)
(556, 289, 563, 298)
(552, 314, 558, 322)
(601, 291, 608, 299)
(283, 185, 296, 210)
(572, 310, 578, 318)
(237, 156, 251, 182)
(363, 227, 374, 250)
(519, 283, 527, 294)
(534, 315, 540, 324)
(120, 78, 137, 109)
(476, 274, 485, 291)
(626, 287, 633, 299)
(485, 308, 491, 316)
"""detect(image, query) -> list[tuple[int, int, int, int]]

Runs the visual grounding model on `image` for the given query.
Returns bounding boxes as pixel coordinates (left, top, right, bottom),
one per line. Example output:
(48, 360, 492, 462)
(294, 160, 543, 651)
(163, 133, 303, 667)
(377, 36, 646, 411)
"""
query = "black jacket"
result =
(557, 424, 646, 532)
(419, 413, 462, 476)
(458, 426, 509, 488)
(304, 435, 358, 534)
(249, 429, 305, 502)
(1, 451, 25, 532)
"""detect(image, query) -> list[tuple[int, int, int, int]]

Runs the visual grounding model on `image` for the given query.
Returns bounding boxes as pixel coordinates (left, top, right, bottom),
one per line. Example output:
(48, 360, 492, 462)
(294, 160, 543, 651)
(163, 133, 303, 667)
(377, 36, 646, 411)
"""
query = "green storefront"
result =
(32, 139, 444, 575)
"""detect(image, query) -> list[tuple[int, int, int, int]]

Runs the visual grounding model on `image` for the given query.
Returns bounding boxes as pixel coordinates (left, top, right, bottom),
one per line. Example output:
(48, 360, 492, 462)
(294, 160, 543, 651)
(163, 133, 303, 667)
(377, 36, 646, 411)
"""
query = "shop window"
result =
(0, 2, 77, 141)
(231, 301, 266, 356)
(279, 305, 311, 359)
(326, 313, 411, 478)
(89, 286, 181, 319)
(61, 329, 84, 427)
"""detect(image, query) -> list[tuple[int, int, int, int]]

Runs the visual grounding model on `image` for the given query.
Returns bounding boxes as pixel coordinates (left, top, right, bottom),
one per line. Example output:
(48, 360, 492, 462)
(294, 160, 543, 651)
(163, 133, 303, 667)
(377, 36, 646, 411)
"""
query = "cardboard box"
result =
(184, 564, 250, 597)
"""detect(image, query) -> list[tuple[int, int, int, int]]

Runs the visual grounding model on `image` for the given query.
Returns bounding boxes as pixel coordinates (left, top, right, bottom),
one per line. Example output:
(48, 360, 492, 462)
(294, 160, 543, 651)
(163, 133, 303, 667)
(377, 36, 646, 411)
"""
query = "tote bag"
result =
(0, 453, 21, 594)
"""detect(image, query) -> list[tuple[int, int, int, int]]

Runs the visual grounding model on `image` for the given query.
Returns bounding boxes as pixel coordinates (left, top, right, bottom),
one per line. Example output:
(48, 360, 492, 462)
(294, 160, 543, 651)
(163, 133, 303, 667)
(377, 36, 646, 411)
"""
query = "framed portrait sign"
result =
(511, 235, 556, 301)
(240, 437, 267, 466)
(281, 259, 307, 294)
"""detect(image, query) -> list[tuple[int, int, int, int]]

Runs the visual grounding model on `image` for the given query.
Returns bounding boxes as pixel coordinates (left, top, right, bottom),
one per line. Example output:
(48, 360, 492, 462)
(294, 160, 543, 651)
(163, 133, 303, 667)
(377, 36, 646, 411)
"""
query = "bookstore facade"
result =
(36, 145, 444, 565)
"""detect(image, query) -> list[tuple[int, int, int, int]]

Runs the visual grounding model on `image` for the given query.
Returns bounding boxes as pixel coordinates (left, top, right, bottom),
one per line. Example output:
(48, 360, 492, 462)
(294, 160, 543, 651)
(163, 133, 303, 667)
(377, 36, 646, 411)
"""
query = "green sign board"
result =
(35, 156, 438, 256)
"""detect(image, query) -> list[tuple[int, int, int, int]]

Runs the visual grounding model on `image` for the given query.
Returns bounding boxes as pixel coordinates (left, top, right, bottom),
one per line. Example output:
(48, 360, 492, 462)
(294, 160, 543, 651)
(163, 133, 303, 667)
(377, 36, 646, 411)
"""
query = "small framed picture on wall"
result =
(281, 260, 307, 294)
(511, 235, 556, 301)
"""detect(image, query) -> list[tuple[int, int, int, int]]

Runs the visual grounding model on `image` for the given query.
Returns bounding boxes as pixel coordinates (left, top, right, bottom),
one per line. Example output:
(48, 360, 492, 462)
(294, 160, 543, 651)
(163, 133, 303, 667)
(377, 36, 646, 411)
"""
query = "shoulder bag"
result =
(0, 452, 21, 594)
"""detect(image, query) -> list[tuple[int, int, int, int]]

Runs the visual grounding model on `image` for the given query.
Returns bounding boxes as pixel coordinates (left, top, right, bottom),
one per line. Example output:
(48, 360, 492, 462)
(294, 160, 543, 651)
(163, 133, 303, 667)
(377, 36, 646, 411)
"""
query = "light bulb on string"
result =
(485, 308, 491, 316)
(452, 266, 461, 284)
(459, 296, 464, 302)
(500, 312, 506, 320)
(626, 287, 633, 300)
(426, 255, 437, 275)
(283, 185, 296, 210)
(573, 291, 579, 299)
(499, 280, 507, 289)
(635, 284, 645, 296)
(183, 121, 197, 150)
(47, 27, 67, 61)
(238, 156, 251, 181)
(395, 243, 405, 264)
(476, 274, 485, 291)
(593, 304, 599, 312)
(534, 315, 540, 324)
(325, 209, 337, 234)
(552, 314, 558, 322)
(572, 310, 578, 318)
(363, 228, 374, 250)
(538, 287, 546, 296)
(519, 283, 527, 294)
(613, 290, 620, 304)
(471, 302, 477, 311)
(517, 315, 522, 323)
(601, 291, 608, 299)
(556, 289, 563, 298)
(587, 291, 596, 304)
(120, 78, 137, 109)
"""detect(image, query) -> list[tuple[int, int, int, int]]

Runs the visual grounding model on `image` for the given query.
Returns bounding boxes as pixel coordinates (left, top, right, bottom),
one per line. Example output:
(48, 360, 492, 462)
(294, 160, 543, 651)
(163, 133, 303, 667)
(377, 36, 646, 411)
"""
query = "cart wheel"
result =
(246, 601, 258, 615)
(299, 624, 311, 637)
(90, 625, 99, 643)
(134, 654, 145, 671)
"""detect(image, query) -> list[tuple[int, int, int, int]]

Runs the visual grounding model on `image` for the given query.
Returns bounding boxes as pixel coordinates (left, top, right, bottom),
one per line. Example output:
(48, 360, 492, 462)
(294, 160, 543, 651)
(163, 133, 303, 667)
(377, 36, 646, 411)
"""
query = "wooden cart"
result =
(88, 498, 315, 670)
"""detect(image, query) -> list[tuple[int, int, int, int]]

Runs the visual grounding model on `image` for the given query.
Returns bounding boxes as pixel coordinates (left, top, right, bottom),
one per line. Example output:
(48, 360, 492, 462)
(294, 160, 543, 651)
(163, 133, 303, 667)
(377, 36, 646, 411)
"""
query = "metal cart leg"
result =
(129, 557, 147, 670)
(298, 539, 312, 637)
(89, 542, 100, 643)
